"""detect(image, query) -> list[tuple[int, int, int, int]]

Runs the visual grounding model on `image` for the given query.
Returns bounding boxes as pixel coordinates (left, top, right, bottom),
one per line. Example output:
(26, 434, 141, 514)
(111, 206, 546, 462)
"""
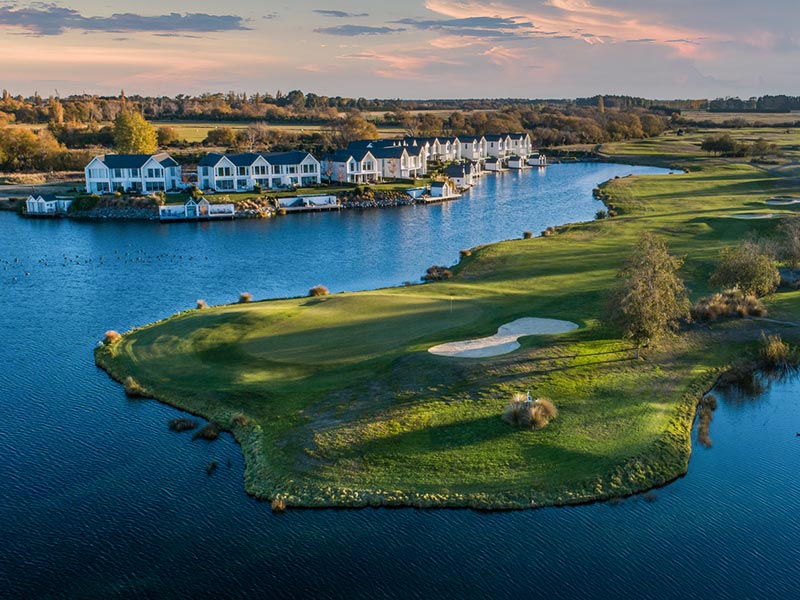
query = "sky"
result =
(0, 0, 798, 99)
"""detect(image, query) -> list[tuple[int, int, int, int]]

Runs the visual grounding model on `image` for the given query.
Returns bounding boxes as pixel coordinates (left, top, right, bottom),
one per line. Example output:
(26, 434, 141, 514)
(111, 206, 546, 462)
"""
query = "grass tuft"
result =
(759, 332, 796, 368)
(522, 231, 533, 239)
(309, 285, 329, 297)
(196, 299, 208, 309)
(123, 376, 150, 398)
(691, 289, 766, 322)
(502, 393, 558, 430)
(459, 249, 472, 258)
(238, 292, 253, 304)
(271, 498, 286, 513)
(192, 422, 220, 441)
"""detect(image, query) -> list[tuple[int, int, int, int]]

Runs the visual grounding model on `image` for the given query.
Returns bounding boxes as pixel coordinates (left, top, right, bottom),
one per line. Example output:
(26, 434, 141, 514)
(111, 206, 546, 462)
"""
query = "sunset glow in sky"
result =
(1, 0, 797, 98)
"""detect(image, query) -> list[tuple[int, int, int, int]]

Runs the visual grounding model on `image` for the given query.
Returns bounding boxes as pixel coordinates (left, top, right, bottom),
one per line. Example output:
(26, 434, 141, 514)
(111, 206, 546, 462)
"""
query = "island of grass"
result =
(96, 133, 800, 509)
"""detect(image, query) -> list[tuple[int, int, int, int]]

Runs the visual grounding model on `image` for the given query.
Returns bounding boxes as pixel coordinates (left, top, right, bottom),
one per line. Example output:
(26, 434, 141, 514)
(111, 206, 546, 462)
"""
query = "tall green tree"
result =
(113, 110, 157, 154)
(610, 233, 690, 357)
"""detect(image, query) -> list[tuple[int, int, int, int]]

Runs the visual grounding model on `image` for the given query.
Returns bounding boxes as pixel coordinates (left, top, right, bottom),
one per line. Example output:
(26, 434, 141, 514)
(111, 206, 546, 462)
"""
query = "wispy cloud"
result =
(0, 4, 248, 36)
(314, 25, 405, 36)
(313, 10, 369, 18)
(392, 15, 534, 39)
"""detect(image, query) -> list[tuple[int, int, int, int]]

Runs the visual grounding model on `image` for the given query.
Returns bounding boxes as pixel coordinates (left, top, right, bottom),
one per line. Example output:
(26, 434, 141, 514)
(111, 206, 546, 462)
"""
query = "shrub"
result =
(196, 299, 208, 309)
(168, 418, 198, 432)
(502, 393, 557, 430)
(271, 498, 287, 513)
(192, 422, 220, 441)
(231, 413, 252, 427)
(309, 285, 329, 297)
(595, 209, 608, 220)
(522, 231, 533, 239)
(696, 394, 717, 448)
(690, 289, 766, 322)
(759, 333, 795, 368)
(541, 227, 556, 237)
(459, 249, 472, 258)
(710, 240, 780, 297)
(103, 330, 122, 345)
(238, 292, 253, 303)
(123, 376, 149, 398)
(421, 265, 452, 282)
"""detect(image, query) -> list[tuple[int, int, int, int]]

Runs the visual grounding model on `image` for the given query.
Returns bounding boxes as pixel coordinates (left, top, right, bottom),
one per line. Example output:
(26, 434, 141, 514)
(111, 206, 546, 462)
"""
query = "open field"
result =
(682, 110, 800, 124)
(96, 130, 800, 509)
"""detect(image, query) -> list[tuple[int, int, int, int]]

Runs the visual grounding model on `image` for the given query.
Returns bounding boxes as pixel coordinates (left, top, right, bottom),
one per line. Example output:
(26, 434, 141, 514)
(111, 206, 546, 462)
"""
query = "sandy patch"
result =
(766, 198, 800, 205)
(428, 317, 579, 358)
(729, 213, 778, 219)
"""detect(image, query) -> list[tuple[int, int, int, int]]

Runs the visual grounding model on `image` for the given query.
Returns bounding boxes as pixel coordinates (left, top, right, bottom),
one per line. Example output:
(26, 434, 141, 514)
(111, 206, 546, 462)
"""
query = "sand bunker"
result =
(766, 197, 800, 205)
(729, 213, 778, 219)
(428, 317, 579, 358)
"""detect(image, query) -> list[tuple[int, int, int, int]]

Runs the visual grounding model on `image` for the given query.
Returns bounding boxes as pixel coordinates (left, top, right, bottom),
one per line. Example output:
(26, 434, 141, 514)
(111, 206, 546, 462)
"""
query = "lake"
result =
(2, 163, 797, 599)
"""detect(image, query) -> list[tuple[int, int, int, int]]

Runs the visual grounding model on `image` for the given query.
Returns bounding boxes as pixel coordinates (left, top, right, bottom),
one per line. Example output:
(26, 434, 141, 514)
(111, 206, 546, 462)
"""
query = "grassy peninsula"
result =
(96, 130, 800, 509)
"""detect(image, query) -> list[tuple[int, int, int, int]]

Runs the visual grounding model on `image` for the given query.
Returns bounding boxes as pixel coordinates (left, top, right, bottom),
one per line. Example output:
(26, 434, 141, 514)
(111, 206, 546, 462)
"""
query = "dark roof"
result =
(228, 153, 262, 167)
(483, 134, 505, 142)
(260, 150, 316, 165)
(444, 164, 467, 177)
(347, 139, 400, 150)
(431, 181, 446, 188)
(30, 193, 59, 202)
(100, 153, 176, 169)
(322, 148, 373, 163)
(198, 152, 224, 167)
(370, 146, 406, 159)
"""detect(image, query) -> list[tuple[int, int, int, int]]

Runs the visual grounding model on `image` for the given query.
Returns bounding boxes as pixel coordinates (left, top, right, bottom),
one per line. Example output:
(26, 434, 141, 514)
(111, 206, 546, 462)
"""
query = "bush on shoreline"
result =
(103, 330, 122, 345)
(421, 265, 452, 282)
(238, 292, 253, 303)
(309, 285, 329, 297)
(691, 289, 766, 322)
(123, 376, 150, 398)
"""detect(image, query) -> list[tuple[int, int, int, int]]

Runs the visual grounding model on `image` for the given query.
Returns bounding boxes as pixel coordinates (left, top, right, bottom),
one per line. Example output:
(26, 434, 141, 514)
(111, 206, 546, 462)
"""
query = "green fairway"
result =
(96, 130, 800, 509)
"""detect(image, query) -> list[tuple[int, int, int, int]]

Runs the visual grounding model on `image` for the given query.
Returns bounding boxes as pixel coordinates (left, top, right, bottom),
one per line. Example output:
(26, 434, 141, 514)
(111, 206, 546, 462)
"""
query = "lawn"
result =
(96, 132, 800, 509)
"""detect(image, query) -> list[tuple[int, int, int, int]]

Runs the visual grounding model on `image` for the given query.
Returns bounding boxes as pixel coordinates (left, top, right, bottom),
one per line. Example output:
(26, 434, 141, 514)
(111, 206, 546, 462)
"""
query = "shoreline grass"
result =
(94, 128, 800, 509)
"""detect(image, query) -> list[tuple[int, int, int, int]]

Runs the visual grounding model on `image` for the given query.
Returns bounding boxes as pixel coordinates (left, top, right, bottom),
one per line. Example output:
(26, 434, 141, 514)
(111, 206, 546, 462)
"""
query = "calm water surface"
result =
(2, 163, 798, 599)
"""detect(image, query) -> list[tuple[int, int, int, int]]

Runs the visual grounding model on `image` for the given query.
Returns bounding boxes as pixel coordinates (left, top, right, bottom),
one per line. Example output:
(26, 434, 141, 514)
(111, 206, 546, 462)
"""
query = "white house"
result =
(438, 137, 462, 162)
(507, 156, 528, 169)
(528, 154, 548, 167)
(484, 157, 503, 172)
(460, 136, 487, 161)
(321, 149, 381, 183)
(198, 151, 320, 192)
(443, 163, 475, 188)
(25, 194, 73, 215)
(158, 197, 235, 220)
(507, 133, 533, 158)
(430, 180, 457, 198)
(85, 153, 181, 194)
(484, 134, 512, 160)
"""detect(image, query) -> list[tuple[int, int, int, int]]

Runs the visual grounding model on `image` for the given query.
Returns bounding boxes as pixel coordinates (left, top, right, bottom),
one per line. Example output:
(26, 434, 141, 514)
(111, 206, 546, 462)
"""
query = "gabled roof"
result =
(431, 181, 447, 188)
(370, 146, 407, 159)
(228, 153, 263, 167)
(29, 193, 59, 202)
(261, 150, 317, 165)
(198, 152, 226, 167)
(483, 134, 505, 142)
(347, 139, 399, 150)
(443, 164, 467, 177)
(99, 153, 176, 169)
(322, 149, 374, 163)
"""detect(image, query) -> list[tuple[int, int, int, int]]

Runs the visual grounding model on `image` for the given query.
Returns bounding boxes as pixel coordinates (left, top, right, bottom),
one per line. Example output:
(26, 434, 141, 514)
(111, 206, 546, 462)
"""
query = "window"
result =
(217, 167, 232, 177)
(237, 166, 248, 176)
(217, 179, 233, 190)
(96, 182, 110, 192)
(302, 163, 316, 173)
(130, 169, 140, 177)
(272, 165, 280, 175)
(364, 161, 373, 171)
(112, 169, 124, 178)
(146, 181, 165, 192)
(236, 179, 248, 189)
(146, 168, 163, 178)
(253, 165, 267, 175)
(287, 166, 297, 174)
